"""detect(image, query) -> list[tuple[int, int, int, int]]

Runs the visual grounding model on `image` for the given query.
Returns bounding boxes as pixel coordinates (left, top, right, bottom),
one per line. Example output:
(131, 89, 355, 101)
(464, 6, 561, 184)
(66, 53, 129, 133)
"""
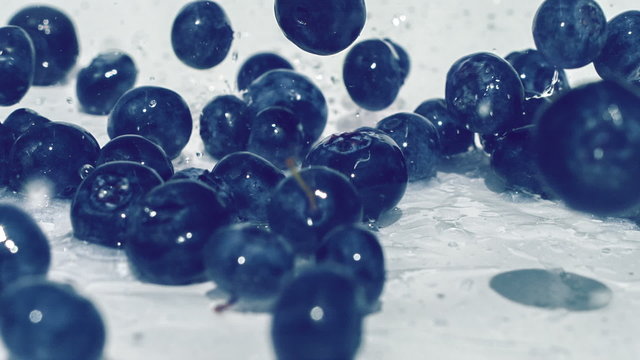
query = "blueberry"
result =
(343, 38, 409, 111)
(247, 107, 307, 169)
(245, 69, 327, 146)
(171, 1, 233, 69)
(237, 53, 293, 91)
(71, 161, 163, 248)
(414, 99, 474, 156)
(271, 268, 362, 360)
(3, 108, 50, 139)
(9, 122, 100, 198)
(304, 129, 408, 221)
(9, 5, 79, 86)
(505, 49, 570, 97)
(108, 86, 192, 159)
(0, 26, 34, 106)
(0, 279, 105, 360)
(376, 112, 441, 181)
(0, 204, 50, 292)
(125, 180, 231, 285)
(96, 134, 174, 181)
(274, 0, 366, 55)
(171, 167, 208, 181)
(200, 152, 284, 223)
(268, 166, 363, 255)
(76, 51, 138, 115)
(316, 225, 385, 308)
(533, 81, 640, 215)
(203, 223, 294, 301)
(532, 0, 607, 69)
(200, 95, 251, 160)
(445, 52, 524, 135)
(594, 11, 640, 87)
(0, 124, 15, 185)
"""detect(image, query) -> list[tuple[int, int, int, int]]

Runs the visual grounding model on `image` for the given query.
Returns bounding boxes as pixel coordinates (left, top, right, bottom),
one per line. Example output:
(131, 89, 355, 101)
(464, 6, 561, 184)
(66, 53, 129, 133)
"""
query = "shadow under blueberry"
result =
(489, 269, 612, 311)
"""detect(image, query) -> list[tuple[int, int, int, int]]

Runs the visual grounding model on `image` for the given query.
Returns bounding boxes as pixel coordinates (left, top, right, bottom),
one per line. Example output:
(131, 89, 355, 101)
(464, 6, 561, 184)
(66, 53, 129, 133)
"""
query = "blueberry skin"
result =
(377, 112, 441, 182)
(0, 280, 105, 360)
(245, 69, 327, 146)
(0, 26, 35, 106)
(3, 108, 50, 139)
(533, 81, 640, 215)
(532, 0, 607, 69)
(274, 0, 366, 56)
(445, 52, 524, 135)
(171, 167, 208, 181)
(9, 122, 100, 199)
(414, 99, 474, 156)
(200, 152, 284, 223)
(96, 134, 174, 181)
(247, 107, 307, 170)
(0, 205, 50, 292)
(343, 39, 409, 111)
(171, 1, 233, 69)
(316, 225, 385, 308)
(272, 268, 362, 360)
(76, 51, 138, 115)
(505, 49, 570, 97)
(237, 53, 293, 91)
(203, 223, 294, 300)
(9, 6, 79, 86)
(594, 11, 640, 87)
(200, 95, 251, 160)
(125, 180, 231, 285)
(0, 124, 15, 185)
(304, 129, 408, 221)
(108, 86, 192, 159)
(71, 161, 163, 248)
(268, 167, 363, 255)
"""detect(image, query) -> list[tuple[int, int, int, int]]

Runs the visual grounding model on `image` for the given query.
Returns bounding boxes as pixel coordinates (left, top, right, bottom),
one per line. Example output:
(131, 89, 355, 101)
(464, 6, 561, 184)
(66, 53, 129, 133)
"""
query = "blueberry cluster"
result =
(0, 0, 639, 359)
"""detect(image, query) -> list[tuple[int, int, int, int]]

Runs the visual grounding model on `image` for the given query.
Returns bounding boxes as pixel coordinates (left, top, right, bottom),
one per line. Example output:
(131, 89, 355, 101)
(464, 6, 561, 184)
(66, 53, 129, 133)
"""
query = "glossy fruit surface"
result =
(0, 26, 35, 106)
(3, 108, 50, 139)
(594, 11, 640, 86)
(200, 95, 251, 160)
(505, 48, 569, 97)
(237, 53, 293, 91)
(96, 134, 174, 181)
(414, 99, 473, 156)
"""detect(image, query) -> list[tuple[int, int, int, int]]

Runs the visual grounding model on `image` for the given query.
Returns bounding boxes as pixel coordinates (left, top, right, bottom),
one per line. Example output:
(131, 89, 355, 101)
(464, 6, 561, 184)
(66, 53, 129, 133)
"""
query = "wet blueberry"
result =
(247, 107, 307, 169)
(96, 134, 174, 181)
(274, 0, 366, 55)
(594, 11, 640, 87)
(171, 1, 233, 69)
(237, 53, 293, 91)
(200, 95, 251, 160)
(414, 99, 474, 157)
(3, 108, 50, 139)
(108, 86, 192, 159)
(0, 26, 35, 106)
(9, 5, 79, 85)
(505, 49, 569, 97)
(76, 51, 137, 115)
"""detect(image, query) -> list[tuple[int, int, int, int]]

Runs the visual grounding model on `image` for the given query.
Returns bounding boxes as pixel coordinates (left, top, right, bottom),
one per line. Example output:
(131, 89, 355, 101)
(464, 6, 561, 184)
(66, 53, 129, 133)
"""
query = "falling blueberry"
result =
(505, 49, 569, 97)
(414, 99, 474, 157)
(96, 134, 174, 181)
(0, 26, 35, 106)
(594, 11, 640, 87)
(237, 53, 293, 91)
(200, 95, 251, 160)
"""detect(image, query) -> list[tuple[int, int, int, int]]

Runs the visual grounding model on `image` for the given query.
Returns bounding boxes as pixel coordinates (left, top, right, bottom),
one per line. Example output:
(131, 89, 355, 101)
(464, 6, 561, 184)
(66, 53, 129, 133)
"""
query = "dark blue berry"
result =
(343, 38, 409, 111)
(203, 223, 294, 300)
(199, 95, 250, 160)
(376, 112, 441, 181)
(0, 26, 34, 106)
(445, 52, 524, 135)
(9, 5, 79, 86)
(171, 167, 208, 181)
(0, 124, 15, 185)
(594, 11, 640, 86)
(533, 80, 640, 215)
(505, 49, 570, 97)
(247, 107, 307, 169)
(200, 152, 284, 223)
(171, 1, 233, 69)
(108, 86, 192, 159)
(268, 166, 363, 255)
(237, 53, 293, 91)
(3, 108, 50, 139)
(76, 51, 137, 115)
(0, 204, 50, 292)
(414, 99, 474, 156)
(316, 225, 385, 308)
(304, 129, 408, 221)
(125, 180, 231, 285)
(245, 69, 327, 146)
(532, 0, 607, 69)
(9, 122, 100, 198)
(0, 279, 105, 360)
(274, 0, 366, 55)
(96, 134, 174, 181)
(71, 161, 163, 248)
(272, 268, 362, 360)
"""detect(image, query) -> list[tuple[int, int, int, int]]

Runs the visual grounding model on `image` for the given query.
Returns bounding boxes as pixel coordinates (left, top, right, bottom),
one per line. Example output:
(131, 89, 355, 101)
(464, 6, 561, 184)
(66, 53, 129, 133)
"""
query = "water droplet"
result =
(79, 164, 95, 180)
